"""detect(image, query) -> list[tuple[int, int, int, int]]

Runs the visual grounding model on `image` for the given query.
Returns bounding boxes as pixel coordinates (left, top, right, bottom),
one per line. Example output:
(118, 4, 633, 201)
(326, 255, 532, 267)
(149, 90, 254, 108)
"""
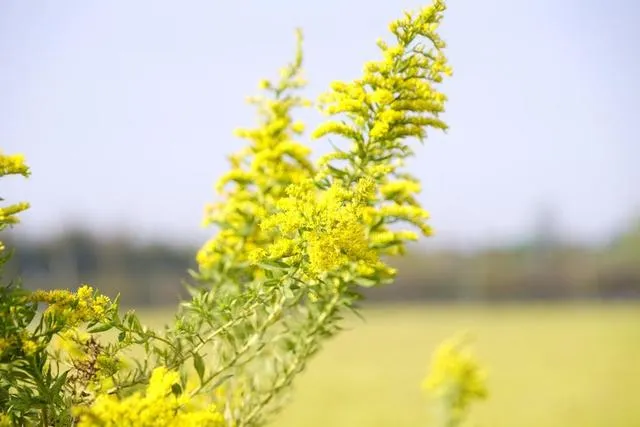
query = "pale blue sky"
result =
(2, 0, 638, 248)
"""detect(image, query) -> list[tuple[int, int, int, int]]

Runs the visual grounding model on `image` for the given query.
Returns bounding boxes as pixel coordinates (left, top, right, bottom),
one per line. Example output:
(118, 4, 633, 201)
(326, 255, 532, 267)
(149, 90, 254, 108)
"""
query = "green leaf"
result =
(50, 370, 69, 397)
(87, 323, 112, 333)
(262, 279, 281, 288)
(353, 277, 378, 287)
(256, 260, 289, 271)
(193, 353, 205, 383)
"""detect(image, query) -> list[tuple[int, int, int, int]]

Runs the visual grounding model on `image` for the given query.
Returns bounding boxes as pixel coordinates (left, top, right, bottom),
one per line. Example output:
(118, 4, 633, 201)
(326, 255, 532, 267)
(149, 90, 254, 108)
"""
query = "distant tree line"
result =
(4, 218, 640, 306)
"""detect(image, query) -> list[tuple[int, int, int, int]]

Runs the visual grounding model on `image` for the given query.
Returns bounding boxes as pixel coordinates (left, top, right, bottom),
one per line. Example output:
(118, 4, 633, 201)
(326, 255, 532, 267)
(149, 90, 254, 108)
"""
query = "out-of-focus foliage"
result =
(7, 225, 638, 305)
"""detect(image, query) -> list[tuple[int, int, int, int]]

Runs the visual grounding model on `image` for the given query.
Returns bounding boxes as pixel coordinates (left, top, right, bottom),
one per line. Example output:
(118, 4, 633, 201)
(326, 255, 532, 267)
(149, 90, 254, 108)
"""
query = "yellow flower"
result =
(197, 29, 315, 283)
(368, 88, 395, 105)
(256, 179, 378, 278)
(76, 285, 93, 300)
(423, 333, 488, 425)
(380, 179, 421, 201)
(0, 152, 31, 229)
(291, 121, 305, 134)
(0, 413, 11, 427)
(0, 202, 30, 226)
(30, 285, 113, 328)
(0, 151, 30, 177)
(74, 367, 224, 427)
(21, 339, 38, 357)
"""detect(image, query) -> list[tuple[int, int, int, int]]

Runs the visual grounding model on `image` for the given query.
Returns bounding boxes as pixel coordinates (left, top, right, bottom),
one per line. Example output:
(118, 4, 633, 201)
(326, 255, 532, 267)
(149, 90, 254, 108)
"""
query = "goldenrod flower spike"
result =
(423, 333, 488, 427)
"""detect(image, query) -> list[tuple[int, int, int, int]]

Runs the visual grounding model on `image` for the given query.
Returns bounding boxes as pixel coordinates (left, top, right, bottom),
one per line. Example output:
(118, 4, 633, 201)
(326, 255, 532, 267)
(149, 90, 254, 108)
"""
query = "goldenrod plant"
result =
(422, 334, 488, 427)
(0, 2, 485, 426)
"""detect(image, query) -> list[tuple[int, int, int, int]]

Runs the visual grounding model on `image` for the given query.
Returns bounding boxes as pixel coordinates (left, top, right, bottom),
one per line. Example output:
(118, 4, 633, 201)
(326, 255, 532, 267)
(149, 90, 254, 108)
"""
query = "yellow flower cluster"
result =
(0, 151, 29, 177)
(422, 333, 488, 424)
(30, 285, 112, 328)
(308, 2, 450, 261)
(196, 30, 314, 276)
(380, 179, 421, 203)
(20, 337, 38, 356)
(312, 1, 450, 146)
(254, 178, 379, 277)
(0, 202, 30, 228)
(74, 367, 224, 427)
(0, 152, 31, 250)
(197, 4, 451, 289)
(0, 333, 41, 358)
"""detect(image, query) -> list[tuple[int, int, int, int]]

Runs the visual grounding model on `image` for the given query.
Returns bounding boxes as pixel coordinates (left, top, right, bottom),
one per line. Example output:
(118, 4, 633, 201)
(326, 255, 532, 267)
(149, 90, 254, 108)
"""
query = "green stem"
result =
(239, 291, 341, 427)
(189, 292, 290, 398)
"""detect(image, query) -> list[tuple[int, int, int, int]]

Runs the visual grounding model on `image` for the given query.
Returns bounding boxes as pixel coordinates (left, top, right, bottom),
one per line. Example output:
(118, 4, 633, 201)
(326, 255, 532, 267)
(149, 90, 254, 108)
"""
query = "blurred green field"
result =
(137, 303, 640, 427)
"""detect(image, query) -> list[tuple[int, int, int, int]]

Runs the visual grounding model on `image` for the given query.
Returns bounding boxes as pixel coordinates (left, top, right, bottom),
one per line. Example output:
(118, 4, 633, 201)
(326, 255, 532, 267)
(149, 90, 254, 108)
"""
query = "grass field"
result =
(137, 303, 640, 427)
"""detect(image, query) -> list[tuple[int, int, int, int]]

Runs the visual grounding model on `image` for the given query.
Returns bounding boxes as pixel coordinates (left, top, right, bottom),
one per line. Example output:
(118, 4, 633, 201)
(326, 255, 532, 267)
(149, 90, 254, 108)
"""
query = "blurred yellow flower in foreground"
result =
(423, 333, 488, 426)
